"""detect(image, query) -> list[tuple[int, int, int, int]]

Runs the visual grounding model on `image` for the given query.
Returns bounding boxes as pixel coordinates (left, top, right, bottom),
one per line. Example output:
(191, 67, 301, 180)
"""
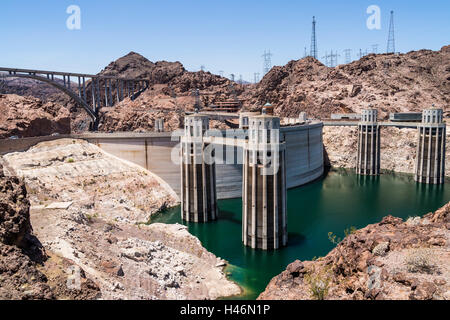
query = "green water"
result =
(151, 168, 450, 299)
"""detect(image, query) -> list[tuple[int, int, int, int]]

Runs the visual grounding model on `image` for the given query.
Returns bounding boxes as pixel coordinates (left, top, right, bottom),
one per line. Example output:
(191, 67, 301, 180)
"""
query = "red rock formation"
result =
(258, 203, 450, 300)
(0, 94, 71, 139)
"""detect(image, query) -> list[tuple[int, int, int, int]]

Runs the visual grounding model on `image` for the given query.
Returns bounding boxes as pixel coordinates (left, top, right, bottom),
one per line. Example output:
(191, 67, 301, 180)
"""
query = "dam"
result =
(0, 117, 324, 201)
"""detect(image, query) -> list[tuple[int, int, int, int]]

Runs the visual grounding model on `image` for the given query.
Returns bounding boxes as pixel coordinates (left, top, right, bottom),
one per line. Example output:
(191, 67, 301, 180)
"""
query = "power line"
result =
(387, 10, 395, 53)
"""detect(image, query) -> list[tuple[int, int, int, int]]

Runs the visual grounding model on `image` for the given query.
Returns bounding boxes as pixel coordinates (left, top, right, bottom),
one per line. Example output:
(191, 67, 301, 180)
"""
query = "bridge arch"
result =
(1, 73, 97, 122)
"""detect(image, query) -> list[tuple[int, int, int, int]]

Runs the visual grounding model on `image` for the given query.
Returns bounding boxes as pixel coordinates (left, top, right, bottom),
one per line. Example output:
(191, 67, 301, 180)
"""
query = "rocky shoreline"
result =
(258, 203, 450, 300)
(0, 139, 240, 300)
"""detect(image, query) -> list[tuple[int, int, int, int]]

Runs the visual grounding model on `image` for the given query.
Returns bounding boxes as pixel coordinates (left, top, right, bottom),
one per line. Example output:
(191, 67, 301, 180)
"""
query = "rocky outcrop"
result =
(258, 203, 450, 300)
(0, 163, 100, 300)
(0, 94, 70, 139)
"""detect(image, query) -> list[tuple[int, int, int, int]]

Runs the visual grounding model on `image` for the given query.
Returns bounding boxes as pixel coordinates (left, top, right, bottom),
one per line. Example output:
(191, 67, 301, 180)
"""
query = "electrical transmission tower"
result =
(310, 16, 318, 59)
(239, 75, 243, 84)
(304, 47, 308, 58)
(219, 70, 224, 77)
(262, 50, 273, 75)
(254, 72, 260, 84)
(344, 49, 352, 64)
(330, 50, 339, 67)
(200, 65, 205, 72)
(230, 74, 235, 82)
(372, 44, 379, 54)
(358, 49, 364, 59)
(387, 10, 395, 53)
(322, 50, 339, 67)
(322, 51, 330, 67)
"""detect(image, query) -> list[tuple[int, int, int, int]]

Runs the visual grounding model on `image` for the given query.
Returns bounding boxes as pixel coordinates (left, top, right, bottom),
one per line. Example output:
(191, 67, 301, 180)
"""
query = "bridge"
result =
(0, 67, 150, 130)
(322, 120, 421, 129)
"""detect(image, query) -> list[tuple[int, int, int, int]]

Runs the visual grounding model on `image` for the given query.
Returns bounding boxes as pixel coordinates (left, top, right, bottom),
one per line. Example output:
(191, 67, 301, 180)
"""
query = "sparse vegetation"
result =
(304, 266, 332, 300)
(405, 248, 437, 274)
(372, 242, 389, 256)
(328, 226, 357, 245)
(66, 158, 74, 163)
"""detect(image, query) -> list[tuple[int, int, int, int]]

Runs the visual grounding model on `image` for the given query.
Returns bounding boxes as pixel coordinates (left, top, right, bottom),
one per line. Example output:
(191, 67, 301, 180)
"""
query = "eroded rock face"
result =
(0, 164, 31, 247)
(0, 94, 70, 139)
(258, 203, 450, 300)
(0, 164, 101, 300)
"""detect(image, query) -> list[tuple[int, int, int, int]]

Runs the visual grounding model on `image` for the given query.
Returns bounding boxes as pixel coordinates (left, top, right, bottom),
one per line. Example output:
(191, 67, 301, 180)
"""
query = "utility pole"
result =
(304, 47, 308, 58)
(230, 74, 235, 82)
(387, 10, 395, 53)
(262, 50, 273, 75)
(239, 75, 243, 85)
(310, 16, 318, 59)
(219, 70, 224, 77)
(200, 65, 205, 72)
(344, 49, 352, 64)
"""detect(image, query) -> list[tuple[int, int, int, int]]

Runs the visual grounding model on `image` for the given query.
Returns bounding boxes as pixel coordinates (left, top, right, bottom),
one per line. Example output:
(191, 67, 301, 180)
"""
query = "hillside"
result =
(1, 45, 449, 136)
(243, 45, 450, 119)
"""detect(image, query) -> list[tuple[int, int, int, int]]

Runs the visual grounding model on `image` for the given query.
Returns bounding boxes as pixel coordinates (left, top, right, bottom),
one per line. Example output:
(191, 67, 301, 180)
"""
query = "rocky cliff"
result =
(0, 163, 100, 299)
(258, 203, 450, 300)
(0, 94, 70, 139)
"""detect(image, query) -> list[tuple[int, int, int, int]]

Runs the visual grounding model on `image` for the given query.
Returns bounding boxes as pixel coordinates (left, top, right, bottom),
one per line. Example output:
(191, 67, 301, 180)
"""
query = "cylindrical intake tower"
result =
(242, 113, 287, 250)
(181, 114, 218, 222)
(356, 109, 380, 176)
(415, 108, 446, 184)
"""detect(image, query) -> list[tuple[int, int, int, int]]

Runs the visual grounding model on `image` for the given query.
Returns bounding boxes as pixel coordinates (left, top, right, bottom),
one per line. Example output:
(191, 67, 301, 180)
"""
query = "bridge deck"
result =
(322, 121, 422, 129)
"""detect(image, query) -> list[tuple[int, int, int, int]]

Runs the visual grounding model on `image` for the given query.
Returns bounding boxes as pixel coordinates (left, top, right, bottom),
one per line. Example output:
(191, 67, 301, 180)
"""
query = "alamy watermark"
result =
(171, 129, 282, 176)
(66, 5, 81, 30)
(366, 5, 381, 30)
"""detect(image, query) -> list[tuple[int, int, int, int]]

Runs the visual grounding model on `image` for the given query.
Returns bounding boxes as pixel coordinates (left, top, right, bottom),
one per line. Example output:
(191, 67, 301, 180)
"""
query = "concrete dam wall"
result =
(0, 123, 324, 200)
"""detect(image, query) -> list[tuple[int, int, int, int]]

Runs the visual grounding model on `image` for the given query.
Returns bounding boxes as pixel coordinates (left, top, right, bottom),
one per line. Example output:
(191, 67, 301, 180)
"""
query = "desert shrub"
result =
(405, 248, 437, 274)
(406, 216, 421, 226)
(372, 242, 389, 256)
(304, 266, 332, 300)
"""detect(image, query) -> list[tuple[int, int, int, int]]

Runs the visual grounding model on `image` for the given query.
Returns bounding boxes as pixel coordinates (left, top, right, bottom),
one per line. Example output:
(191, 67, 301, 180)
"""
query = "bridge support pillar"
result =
(181, 114, 218, 222)
(415, 108, 446, 184)
(356, 109, 380, 176)
(243, 112, 287, 250)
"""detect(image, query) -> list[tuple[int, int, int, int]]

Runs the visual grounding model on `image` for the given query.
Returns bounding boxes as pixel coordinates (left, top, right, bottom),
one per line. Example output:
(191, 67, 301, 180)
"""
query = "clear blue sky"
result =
(1, 0, 449, 82)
